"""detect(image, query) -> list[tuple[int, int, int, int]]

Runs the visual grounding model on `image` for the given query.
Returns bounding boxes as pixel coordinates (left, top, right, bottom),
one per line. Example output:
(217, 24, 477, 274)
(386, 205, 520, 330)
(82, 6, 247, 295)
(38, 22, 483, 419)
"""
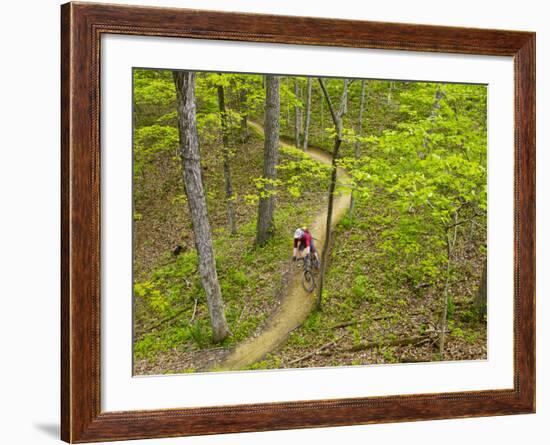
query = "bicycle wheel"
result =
(302, 270, 315, 293)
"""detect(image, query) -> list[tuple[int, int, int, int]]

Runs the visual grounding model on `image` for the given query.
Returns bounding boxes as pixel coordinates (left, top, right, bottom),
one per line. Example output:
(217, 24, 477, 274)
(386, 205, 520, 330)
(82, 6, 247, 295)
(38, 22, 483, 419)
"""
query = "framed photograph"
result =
(61, 2, 535, 442)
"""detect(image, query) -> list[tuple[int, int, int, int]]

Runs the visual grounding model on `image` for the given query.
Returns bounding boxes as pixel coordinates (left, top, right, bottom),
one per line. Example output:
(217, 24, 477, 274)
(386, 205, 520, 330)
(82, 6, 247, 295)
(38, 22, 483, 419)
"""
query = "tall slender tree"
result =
(476, 260, 487, 320)
(239, 84, 250, 143)
(256, 75, 281, 246)
(216, 75, 237, 235)
(173, 70, 230, 342)
(316, 78, 348, 310)
(387, 81, 394, 105)
(294, 78, 301, 148)
(420, 87, 445, 159)
(285, 77, 291, 127)
(439, 210, 459, 354)
(349, 79, 367, 218)
(320, 89, 325, 144)
(302, 77, 312, 151)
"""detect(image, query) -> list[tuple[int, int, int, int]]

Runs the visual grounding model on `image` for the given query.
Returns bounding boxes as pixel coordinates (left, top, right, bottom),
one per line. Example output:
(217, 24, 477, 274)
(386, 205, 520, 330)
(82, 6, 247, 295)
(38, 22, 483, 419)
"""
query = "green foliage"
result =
(189, 319, 209, 348)
(134, 69, 175, 109)
(351, 275, 381, 304)
(259, 78, 487, 370)
(134, 124, 179, 179)
(303, 311, 323, 333)
(451, 326, 464, 339)
(276, 144, 331, 197)
(382, 348, 397, 363)
(350, 326, 362, 347)
(133, 69, 488, 371)
(340, 82, 487, 289)
(447, 298, 456, 320)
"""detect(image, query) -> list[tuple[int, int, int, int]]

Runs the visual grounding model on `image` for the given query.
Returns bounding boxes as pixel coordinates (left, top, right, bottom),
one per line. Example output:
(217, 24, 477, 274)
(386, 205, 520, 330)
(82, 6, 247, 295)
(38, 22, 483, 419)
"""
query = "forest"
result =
(132, 68, 487, 375)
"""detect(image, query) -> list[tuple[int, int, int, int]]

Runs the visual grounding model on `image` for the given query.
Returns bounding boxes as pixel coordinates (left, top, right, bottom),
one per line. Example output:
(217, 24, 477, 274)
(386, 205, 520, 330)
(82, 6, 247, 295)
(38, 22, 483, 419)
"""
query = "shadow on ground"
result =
(33, 422, 59, 439)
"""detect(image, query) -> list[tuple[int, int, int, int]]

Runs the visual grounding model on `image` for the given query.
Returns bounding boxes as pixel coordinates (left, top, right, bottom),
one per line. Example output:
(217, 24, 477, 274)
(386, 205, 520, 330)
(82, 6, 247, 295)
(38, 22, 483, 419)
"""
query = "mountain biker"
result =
(292, 227, 320, 266)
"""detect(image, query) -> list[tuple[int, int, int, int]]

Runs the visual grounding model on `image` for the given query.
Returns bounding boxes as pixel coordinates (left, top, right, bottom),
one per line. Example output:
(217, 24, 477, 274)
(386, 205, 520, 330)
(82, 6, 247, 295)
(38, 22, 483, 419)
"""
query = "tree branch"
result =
(444, 212, 484, 230)
(347, 335, 431, 352)
(288, 335, 346, 365)
(318, 78, 342, 135)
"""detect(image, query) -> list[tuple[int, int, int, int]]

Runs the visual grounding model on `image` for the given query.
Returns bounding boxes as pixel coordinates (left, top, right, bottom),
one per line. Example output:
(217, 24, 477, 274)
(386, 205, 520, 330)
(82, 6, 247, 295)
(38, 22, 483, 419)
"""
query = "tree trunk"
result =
(320, 89, 324, 144)
(256, 75, 280, 246)
(476, 260, 487, 320)
(239, 86, 250, 143)
(420, 87, 445, 158)
(387, 81, 394, 105)
(302, 77, 312, 151)
(316, 78, 347, 310)
(294, 78, 301, 148)
(349, 79, 367, 218)
(173, 71, 230, 342)
(285, 77, 290, 127)
(216, 79, 237, 235)
(317, 136, 342, 310)
(439, 212, 459, 355)
(340, 79, 349, 116)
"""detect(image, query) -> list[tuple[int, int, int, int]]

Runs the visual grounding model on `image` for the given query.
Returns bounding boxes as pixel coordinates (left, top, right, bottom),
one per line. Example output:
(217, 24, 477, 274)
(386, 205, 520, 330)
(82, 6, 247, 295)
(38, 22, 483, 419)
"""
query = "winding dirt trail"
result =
(211, 122, 351, 371)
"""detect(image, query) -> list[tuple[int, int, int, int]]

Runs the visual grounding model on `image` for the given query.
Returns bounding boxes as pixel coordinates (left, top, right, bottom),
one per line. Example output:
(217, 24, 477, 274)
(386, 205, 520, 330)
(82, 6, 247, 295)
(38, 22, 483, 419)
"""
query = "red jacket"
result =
(294, 230, 312, 248)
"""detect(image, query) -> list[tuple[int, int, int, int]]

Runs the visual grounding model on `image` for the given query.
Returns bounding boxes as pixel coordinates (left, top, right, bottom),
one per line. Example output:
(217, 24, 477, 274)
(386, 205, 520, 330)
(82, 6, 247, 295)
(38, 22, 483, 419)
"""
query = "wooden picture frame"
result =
(61, 2, 535, 442)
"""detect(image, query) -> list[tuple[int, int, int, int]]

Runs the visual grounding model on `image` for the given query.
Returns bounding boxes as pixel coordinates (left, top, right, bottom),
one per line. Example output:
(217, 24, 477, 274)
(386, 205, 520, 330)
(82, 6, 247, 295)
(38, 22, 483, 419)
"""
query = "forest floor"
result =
(132, 123, 331, 375)
(210, 121, 351, 371)
(250, 185, 488, 370)
(133, 120, 486, 375)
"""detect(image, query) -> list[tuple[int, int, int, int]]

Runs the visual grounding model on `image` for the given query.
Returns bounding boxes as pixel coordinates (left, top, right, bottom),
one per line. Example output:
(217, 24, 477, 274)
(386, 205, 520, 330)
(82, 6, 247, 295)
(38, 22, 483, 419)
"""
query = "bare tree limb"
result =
(444, 212, 484, 230)
(136, 308, 187, 338)
(189, 297, 199, 323)
(347, 335, 431, 352)
(330, 314, 393, 329)
(288, 335, 346, 365)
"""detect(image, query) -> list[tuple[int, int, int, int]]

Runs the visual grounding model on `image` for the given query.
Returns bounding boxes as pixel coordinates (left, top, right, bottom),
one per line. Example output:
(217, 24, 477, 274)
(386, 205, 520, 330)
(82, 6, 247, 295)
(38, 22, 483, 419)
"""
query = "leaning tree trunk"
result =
(216, 79, 237, 236)
(294, 78, 301, 148)
(320, 89, 324, 144)
(302, 77, 312, 151)
(173, 71, 230, 342)
(256, 75, 280, 246)
(316, 78, 347, 310)
(349, 79, 366, 218)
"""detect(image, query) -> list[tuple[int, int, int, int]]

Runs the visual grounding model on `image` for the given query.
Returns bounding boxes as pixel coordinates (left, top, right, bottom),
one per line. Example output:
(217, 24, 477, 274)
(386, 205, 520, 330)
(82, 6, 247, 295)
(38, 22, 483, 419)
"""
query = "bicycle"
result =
(296, 253, 319, 293)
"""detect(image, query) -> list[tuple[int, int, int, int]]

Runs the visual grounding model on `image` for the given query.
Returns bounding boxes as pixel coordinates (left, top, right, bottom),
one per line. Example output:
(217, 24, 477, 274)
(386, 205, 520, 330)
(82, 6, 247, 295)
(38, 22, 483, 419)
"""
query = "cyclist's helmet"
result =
(294, 228, 304, 239)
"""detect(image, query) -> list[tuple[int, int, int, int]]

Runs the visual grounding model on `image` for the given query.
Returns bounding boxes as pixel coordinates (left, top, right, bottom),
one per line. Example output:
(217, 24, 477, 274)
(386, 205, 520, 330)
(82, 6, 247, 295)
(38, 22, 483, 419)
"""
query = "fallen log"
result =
(330, 314, 393, 329)
(288, 335, 345, 365)
(136, 308, 187, 338)
(346, 335, 432, 352)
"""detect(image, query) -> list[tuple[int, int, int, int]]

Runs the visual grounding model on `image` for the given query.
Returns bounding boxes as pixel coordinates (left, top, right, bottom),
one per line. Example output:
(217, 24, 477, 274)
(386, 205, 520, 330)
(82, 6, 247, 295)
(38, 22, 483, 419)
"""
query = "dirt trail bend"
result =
(212, 121, 351, 371)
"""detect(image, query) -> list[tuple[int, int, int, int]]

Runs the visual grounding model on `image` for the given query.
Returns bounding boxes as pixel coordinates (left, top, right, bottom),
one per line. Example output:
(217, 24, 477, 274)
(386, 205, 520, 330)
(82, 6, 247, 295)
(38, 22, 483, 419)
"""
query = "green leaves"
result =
(276, 144, 331, 197)
(253, 176, 283, 198)
(341, 81, 487, 288)
(134, 124, 179, 179)
(134, 69, 175, 107)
